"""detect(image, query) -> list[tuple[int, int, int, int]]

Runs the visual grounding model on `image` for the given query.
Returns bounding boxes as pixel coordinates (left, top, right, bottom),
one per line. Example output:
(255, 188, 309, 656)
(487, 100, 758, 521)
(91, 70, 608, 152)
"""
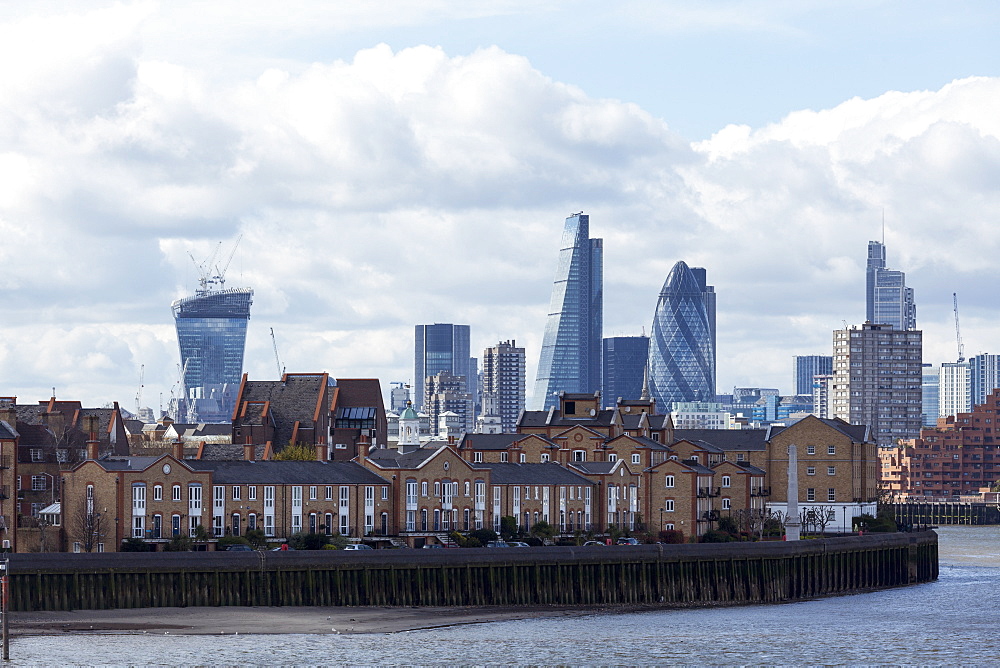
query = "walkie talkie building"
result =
(172, 287, 253, 422)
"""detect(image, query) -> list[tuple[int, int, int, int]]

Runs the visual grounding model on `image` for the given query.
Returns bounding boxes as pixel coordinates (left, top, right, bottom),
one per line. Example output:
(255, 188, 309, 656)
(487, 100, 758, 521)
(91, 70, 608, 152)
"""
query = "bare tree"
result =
(803, 506, 836, 536)
(69, 490, 108, 552)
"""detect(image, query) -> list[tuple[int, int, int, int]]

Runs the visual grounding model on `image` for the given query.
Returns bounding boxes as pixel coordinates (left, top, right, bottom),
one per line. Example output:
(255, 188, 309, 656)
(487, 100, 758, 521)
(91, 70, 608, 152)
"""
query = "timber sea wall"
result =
(4, 531, 937, 612)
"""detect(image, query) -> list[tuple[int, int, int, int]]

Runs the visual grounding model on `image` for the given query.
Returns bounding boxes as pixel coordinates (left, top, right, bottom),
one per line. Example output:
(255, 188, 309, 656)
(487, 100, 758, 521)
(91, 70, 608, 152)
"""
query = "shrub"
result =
(469, 528, 498, 545)
(717, 516, 739, 534)
(120, 537, 153, 552)
(529, 520, 556, 542)
(245, 529, 268, 550)
(700, 529, 735, 543)
(657, 529, 685, 544)
(164, 535, 192, 552)
(216, 535, 250, 549)
(288, 532, 331, 550)
(499, 516, 518, 540)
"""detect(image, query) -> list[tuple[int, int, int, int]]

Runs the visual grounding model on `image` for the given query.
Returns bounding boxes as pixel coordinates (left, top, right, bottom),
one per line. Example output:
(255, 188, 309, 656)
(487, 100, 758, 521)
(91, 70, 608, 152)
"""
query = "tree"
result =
(274, 444, 318, 461)
(68, 492, 108, 553)
(245, 529, 268, 550)
(529, 520, 556, 543)
(499, 516, 517, 540)
(804, 506, 836, 536)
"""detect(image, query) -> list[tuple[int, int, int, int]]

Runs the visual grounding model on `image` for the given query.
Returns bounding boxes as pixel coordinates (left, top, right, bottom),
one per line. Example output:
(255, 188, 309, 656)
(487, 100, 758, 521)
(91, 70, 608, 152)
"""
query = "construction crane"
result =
(954, 292, 965, 363)
(271, 327, 285, 379)
(188, 234, 242, 295)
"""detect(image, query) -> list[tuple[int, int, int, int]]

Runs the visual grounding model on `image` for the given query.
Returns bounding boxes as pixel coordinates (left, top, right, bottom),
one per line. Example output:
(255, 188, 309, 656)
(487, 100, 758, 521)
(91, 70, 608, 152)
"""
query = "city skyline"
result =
(0, 3, 998, 409)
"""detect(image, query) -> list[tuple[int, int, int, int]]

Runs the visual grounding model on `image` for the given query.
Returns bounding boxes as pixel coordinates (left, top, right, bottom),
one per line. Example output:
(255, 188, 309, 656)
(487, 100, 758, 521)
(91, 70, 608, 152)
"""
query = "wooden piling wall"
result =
(4, 531, 937, 612)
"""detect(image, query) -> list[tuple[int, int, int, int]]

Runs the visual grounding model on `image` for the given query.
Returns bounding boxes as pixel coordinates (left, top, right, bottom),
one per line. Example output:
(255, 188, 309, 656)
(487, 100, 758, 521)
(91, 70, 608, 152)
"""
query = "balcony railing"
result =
(698, 487, 722, 498)
(751, 487, 772, 497)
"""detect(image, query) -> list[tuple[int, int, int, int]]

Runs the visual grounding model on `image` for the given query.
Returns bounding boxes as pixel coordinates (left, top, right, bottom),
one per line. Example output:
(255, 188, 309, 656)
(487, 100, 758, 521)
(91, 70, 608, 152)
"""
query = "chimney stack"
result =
(315, 444, 329, 462)
(243, 443, 255, 461)
(86, 440, 99, 461)
(357, 434, 370, 460)
(172, 440, 185, 460)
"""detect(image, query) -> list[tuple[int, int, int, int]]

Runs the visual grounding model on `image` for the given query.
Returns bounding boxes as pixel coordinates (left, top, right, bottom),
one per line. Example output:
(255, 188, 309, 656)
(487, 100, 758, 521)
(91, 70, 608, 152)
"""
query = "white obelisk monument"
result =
(785, 444, 801, 541)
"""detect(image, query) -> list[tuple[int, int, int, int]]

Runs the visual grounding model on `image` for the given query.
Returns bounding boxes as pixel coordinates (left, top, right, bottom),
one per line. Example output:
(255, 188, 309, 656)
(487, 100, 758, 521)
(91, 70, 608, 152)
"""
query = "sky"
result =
(0, 1, 998, 413)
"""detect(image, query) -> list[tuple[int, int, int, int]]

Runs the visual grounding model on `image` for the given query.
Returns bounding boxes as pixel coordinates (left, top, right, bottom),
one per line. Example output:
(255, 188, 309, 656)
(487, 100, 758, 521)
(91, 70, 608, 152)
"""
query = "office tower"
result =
(921, 364, 940, 427)
(832, 323, 922, 447)
(793, 355, 833, 395)
(688, 267, 717, 387)
(648, 261, 715, 408)
(602, 336, 649, 406)
(812, 374, 833, 419)
(531, 212, 603, 410)
(481, 340, 525, 433)
(414, 324, 472, 410)
(939, 361, 972, 419)
(171, 274, 253, 423)
(969, 354, 1000, 407)
(866, 240, 916, 331)
(423, 371, 474, 436)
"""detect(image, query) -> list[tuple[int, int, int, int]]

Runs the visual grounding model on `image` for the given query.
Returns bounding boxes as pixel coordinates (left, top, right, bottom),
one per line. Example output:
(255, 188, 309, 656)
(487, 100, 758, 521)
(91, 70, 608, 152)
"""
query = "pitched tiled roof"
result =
(673, 429, 769, 451)
(198, 443, 268, 461)
(517, 409, 616, 429)
(457, 433, 525, 450)
(568, 461, 620, 475)
(0, 421, 18, 439)
(236, 375, 328, 448)
(769, 417, 871, 443)
(366, 445, 445, 469)
(184, 459, 389, 485)
(480, 462, 593, 485)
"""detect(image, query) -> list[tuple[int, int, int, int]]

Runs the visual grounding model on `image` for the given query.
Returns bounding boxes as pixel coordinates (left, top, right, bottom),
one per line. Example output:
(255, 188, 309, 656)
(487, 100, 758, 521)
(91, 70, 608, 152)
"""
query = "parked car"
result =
(616, 537, 640, 546)
(582, 540, 605, 547)
(422, 544, 443, 549)
(507, 541, 530, 548)
(225, 544, 254, 551)
(270, 545, 295, 551)
(342, 544, 374, 551)
(486, 541, 511, 548)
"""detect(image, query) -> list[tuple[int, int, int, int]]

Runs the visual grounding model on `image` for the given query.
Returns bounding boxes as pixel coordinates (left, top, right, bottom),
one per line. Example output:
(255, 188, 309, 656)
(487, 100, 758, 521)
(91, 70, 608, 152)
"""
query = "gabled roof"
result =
(365, 444, 480, 472)
(768, 416, 871, 443)
(197, 443, 268, 461)
(569, 460, 627, 475)
(73, 454, 191, 473)
(458, 433, 528, 450)
(185, 460, 389, 485)
(0, 420, 18, 440)
(673, 429, 769, 451)
(235, 374, 328, 448)
(517, 409, 616, 429)
(480, 462, 593, 485)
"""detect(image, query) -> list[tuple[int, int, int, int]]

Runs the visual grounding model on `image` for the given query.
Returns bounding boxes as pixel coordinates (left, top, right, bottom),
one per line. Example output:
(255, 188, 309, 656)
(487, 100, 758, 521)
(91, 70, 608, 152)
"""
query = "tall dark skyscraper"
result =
(602, 336, 649, 406)
(866, 240, 916, 330)
(531, 212, 603, 410)
(793, 355, 833, 395)
(481, 340, 526, 433)
(648, 261, 714, 409)
(414, 323, 472, 410)
(172, 279, 253, 423)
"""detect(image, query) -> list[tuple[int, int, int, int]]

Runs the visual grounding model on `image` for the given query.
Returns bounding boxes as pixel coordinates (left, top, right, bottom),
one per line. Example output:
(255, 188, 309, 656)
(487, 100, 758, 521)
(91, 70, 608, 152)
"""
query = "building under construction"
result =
(171, 242, 253, 423)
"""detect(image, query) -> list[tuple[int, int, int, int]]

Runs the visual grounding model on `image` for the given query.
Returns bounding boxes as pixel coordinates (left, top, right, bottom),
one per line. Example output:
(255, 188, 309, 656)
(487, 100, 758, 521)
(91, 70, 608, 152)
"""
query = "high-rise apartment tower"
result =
(832, 323, 922, 447)
(531, 212, 603, 410)
(649, 261, 715, 408)
(481, 340, 526, 433)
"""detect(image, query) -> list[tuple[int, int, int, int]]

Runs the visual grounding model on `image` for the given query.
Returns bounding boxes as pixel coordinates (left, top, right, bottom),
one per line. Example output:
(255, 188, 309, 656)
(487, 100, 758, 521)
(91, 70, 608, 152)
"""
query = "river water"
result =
(10, 526, 1000, 666)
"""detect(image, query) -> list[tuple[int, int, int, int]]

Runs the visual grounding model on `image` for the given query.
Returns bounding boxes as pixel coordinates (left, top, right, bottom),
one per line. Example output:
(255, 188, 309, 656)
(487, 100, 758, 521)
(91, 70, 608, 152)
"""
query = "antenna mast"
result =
(953, 293, 965, 363)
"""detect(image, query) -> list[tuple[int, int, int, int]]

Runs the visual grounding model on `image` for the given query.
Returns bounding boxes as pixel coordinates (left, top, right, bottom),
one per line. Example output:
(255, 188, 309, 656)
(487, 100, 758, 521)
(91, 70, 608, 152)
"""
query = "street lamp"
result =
(842, 505, 847, 534)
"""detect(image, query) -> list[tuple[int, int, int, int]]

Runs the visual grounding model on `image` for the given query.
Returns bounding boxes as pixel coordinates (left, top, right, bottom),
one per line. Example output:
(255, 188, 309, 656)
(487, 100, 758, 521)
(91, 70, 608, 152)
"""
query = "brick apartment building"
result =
(880, 388, 1000, 499)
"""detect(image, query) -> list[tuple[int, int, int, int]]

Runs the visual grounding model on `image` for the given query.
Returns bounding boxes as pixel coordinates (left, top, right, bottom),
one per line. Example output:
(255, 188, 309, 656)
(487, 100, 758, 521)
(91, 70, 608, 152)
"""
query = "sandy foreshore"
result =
(10, 605, 613, 636)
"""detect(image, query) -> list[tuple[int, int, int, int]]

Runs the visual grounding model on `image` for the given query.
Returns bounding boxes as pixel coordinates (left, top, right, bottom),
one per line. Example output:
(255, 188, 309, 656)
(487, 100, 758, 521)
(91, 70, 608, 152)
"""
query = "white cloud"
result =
(0, 3, 998, 408)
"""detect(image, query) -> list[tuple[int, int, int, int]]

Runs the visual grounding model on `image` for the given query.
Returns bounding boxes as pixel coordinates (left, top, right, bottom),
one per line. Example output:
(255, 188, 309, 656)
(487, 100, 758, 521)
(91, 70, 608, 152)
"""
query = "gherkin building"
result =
(649, 261, 714, 408)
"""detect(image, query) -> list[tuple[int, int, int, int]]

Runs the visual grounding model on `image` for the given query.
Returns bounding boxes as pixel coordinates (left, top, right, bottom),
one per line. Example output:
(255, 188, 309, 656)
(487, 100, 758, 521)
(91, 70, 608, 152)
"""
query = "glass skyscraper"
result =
(866, 240, 916, 330)
(793, 355, 833, 395)
(414, 323, 472, 411)
(172, 286, 253, 422)
(602, 336, 649, 406)
(648, 261, 715, 408)
(531, 213, 603, 410)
